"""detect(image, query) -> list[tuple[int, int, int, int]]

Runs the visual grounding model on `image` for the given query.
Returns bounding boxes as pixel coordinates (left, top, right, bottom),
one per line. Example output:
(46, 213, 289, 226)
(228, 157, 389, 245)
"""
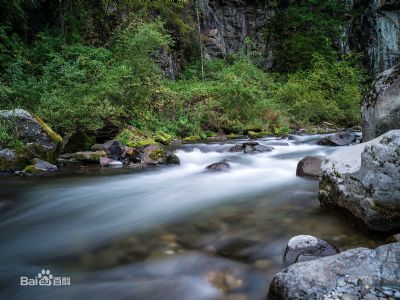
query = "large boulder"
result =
(0, 109, 62, 171)
(319, 130, 400, 232)
(362, 64, 400, 142)
(268, 242, 400, 300)
(296, 156, 325, 177)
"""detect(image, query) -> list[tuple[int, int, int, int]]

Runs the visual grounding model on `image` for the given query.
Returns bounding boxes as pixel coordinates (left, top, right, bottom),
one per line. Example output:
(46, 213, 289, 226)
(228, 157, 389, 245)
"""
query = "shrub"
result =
(273, 54, 364, 126)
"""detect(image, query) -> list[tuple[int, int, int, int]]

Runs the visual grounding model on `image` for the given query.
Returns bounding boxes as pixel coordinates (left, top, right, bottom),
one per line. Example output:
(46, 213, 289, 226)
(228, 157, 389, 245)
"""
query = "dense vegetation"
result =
(0, 0, 365, 147)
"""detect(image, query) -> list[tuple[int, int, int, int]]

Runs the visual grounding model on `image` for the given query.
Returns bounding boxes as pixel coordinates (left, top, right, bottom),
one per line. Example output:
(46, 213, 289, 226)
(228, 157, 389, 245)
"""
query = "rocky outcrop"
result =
(198, 0, 275, 68)
(268, 242, 400, 300)
(0, 109, 62, 171)
(296, 156, 324, 178)
(197, 1, 400, 76)
(362, 64, 400, 141)
(319, 130, 400, 232)
(348, 0, 400, 77)
(283, 235, 339, 266)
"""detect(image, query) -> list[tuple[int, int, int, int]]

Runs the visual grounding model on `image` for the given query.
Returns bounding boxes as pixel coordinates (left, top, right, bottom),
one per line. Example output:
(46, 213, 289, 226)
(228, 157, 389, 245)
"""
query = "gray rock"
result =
(243, 142, 273, 154)
(283, 235, 339, 266)
(268, 242, 400, 300)
(319, 130, 400, 231)
(205, 161, 230, 171)
(318, 132, 357, 146)
(296, 156, 325, 177)
(100, 157, 123, 168)
(362, 64, 400, 141)
(32, 158, 58, 172)
(102, 139, 125, 160)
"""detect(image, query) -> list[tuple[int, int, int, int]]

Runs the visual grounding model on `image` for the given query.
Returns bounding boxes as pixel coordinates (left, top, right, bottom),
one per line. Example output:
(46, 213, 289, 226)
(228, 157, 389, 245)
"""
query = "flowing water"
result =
(0, 135, 385, 300)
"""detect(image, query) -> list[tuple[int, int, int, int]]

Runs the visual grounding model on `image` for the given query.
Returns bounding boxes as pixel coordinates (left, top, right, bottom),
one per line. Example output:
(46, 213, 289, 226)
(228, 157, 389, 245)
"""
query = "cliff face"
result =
(349, 0, 400, 76)
(198, 0, 400, 76)
(198, 0, 276, 69)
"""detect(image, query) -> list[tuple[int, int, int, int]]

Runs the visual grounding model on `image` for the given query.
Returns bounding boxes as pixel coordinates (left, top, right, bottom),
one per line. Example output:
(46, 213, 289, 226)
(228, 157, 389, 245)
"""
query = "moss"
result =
(155, 132, 173, 145)
(117, 127, 158, 148)
(247, 131, 271, 139)
(206, 131, 217, 138)
(149, 148, 166, 161)
(23, 164, 43, 174)
(182, 135, 202, 143)
(226, 133, 242, 139)
(34, 115, 63, 145)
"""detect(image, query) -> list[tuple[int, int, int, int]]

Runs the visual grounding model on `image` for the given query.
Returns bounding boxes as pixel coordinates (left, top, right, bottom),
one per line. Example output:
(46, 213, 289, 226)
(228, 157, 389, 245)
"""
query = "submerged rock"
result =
(229, 144, 245, 152)
(243, 143, 273, 154)
(206, 161, 230, 171)
(296, 156, 324, 178)
(318, 132, 357, 146)
(362, 64, 400, 141)
(268, 242, 400, 300)
(283, 235, 339, 266)
(100, 157, 123, 168)
(319, 130, 400, 231)
(229, 142, 273, 154)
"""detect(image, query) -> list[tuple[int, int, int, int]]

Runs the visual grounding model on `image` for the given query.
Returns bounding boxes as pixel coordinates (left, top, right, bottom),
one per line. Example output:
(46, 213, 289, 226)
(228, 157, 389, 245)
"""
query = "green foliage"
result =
(0, 2, 366, 148)
(273, 54, 364, 126)
(168, 56, 285, 134)
(272, 0, 347, 72)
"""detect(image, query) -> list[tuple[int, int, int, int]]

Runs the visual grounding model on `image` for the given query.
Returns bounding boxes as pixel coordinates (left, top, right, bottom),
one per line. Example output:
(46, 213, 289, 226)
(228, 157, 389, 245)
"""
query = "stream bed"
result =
(0, 135, 385, 300)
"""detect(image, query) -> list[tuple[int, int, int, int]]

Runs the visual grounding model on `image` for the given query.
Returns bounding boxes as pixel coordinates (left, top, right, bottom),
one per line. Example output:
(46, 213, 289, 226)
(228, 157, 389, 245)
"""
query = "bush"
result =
(273, 54, 364, 126)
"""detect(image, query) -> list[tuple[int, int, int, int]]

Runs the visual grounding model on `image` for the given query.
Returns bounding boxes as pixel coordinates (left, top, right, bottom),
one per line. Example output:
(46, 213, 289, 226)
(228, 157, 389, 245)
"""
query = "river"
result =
(0, 135, 384, 300)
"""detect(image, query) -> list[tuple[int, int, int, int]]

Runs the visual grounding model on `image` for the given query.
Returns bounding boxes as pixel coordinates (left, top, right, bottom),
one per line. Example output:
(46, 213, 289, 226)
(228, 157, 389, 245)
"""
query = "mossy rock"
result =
(182, 135, 202, 143)
(0, 109, 63, 165)
(149, 148, 166, 161)
(117, 126, 158, 148)
(247, 131, 271, 139)
(0, 149, 31, 172)
(23, 164, 44, 174)
(73, 151, 106, 163)
(226, 133, 244, 139)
